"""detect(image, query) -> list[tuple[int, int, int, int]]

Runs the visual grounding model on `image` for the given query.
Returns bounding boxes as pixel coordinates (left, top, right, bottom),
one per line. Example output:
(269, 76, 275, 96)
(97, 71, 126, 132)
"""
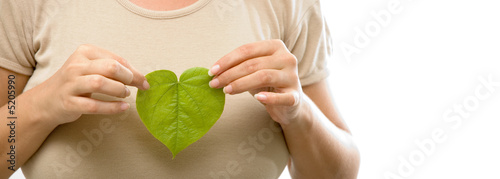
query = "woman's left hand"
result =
(209, 39, 303, 125)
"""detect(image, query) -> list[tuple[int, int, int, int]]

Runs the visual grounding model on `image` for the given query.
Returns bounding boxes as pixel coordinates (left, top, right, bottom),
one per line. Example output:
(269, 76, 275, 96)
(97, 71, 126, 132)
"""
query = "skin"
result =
(0, 1, 360, 178)
(129, 0, 198, 11)
(0, 45, 148, 178)
(208, 40, 360, 178)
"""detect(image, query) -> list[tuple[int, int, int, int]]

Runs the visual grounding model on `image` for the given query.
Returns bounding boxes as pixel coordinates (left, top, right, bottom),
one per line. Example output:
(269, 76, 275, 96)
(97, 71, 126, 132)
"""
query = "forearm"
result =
(282, 95, 360, 179)
(0, 93, 58, 178)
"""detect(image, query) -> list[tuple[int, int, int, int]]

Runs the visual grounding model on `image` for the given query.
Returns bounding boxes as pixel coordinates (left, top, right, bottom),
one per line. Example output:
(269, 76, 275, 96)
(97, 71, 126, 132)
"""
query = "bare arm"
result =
(209, 40, 360, 178)
(0, 45, 148, 178)
(284, 80, 360, 178)
(0, 68, 60, 178)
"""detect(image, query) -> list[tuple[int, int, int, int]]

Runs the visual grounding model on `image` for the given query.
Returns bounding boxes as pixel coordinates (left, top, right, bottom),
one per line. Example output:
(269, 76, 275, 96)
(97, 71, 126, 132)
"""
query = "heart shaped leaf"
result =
(136, 67, 225, 158)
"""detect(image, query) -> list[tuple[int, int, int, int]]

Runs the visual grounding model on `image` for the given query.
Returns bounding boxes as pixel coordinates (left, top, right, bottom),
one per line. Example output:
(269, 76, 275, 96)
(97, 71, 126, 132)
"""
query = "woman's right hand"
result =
(26, 44, 149, 126)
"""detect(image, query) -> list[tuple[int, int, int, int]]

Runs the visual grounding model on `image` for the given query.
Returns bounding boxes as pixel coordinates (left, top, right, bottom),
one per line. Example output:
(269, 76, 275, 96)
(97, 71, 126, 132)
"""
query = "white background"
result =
(281, 0, 500, 178)
(10, 0, 500, 178)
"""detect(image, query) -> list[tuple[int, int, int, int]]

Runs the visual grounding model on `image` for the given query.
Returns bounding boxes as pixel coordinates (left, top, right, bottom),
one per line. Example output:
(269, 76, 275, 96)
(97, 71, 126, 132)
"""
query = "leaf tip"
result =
(171, 151, 178, 159)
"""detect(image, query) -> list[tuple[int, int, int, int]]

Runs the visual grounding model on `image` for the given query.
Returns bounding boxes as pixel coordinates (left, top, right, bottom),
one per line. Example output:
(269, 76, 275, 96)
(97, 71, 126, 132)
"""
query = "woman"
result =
(0, 0, 359, 178)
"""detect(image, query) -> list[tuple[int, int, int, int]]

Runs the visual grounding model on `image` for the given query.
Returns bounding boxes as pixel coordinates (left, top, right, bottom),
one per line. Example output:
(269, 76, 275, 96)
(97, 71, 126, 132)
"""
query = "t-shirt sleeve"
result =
(0, 1, 36, 75)
(284, 0, 332, 86)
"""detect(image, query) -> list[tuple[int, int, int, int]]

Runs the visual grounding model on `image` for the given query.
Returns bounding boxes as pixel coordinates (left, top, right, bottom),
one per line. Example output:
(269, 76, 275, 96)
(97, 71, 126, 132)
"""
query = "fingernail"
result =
(209, 78, 220, 88)
(142, 80, 150, 90)
(223, 85, 232, 94)
(255, 94, 267, 101)
(121, 102, 130, 111)
(208, 65, 220, 76)
(125, 87, 131, 97)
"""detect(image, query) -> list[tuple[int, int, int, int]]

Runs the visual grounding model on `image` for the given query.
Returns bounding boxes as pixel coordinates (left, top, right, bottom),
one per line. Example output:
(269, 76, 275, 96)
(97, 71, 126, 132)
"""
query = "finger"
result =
(75, 44, 149, 90)
(209, 56, 285, 88)
(222, 69, 291, 94)
(66, 96, 130, 114)
(82, 59, 134, 85)
(209, 40, 284, 76)
(254, 91, 299, 106)
(73, 75, 130, 98)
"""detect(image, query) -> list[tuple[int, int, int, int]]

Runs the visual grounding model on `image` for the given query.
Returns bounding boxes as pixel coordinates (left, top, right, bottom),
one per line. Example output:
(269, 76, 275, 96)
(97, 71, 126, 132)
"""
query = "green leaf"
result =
(136, 67, 225, 158)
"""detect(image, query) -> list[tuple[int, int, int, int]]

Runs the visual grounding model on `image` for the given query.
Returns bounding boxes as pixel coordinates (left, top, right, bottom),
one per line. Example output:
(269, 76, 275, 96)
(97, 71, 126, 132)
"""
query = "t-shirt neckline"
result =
(116, 0, 212, 19)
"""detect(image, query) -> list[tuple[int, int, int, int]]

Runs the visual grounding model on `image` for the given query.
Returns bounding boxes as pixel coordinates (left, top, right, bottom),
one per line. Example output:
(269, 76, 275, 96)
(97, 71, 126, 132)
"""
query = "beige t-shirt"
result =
(0, 0, 332, 178)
